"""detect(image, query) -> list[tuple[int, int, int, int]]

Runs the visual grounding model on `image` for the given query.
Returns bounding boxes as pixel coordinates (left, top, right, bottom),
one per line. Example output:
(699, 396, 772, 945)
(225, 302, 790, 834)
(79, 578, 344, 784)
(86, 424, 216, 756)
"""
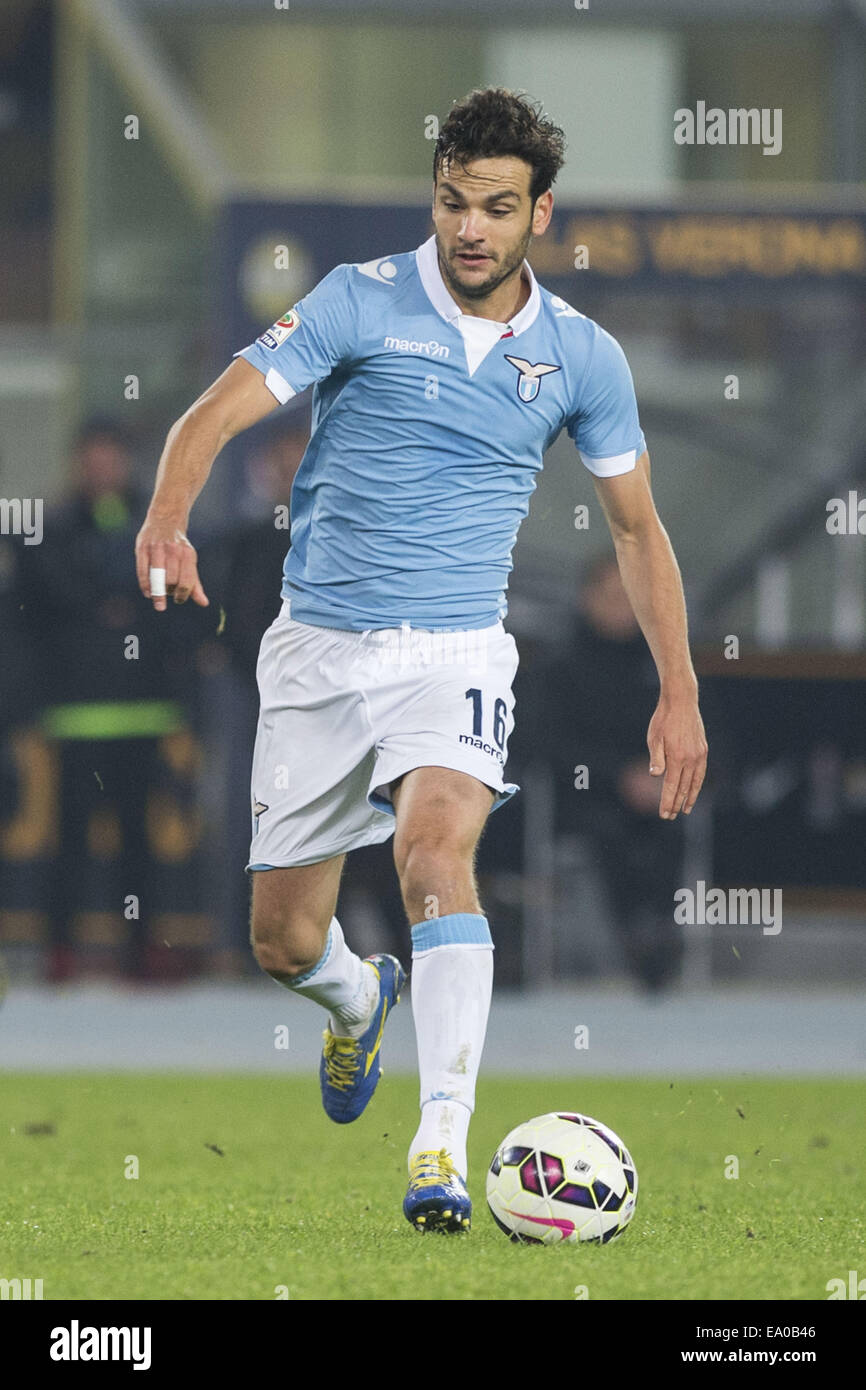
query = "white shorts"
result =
(246, 599, 520, 870)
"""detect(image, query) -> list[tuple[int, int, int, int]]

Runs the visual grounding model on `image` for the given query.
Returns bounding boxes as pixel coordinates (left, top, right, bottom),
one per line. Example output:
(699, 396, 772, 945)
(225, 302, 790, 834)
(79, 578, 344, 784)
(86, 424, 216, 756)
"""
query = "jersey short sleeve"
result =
(566, 324, 646, 477)
(233, 263, 358, 404)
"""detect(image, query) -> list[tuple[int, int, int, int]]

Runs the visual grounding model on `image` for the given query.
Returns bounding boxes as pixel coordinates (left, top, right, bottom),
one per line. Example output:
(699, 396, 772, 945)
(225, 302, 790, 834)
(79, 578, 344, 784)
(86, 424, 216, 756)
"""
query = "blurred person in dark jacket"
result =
(219, 421, 309, 676)
(17, 417, 207, 980)
(0, 520, 32, 814)
(0, 457, 37, 938)
(207, 419, 407, 960)
(195, 419, 307, 966)
(528, 554, 687, 992)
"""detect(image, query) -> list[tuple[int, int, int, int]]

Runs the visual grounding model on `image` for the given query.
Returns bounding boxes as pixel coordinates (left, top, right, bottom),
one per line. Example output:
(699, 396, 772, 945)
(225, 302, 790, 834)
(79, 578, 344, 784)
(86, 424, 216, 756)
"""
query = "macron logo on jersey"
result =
(550, 295, 583, 319)
(384, 336, 450, 359)
(356, 256, 399, 285)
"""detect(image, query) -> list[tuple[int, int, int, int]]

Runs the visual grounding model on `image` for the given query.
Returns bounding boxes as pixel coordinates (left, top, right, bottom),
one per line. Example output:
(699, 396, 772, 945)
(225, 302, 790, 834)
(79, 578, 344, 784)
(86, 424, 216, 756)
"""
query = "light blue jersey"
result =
(235, 234, 646, 630)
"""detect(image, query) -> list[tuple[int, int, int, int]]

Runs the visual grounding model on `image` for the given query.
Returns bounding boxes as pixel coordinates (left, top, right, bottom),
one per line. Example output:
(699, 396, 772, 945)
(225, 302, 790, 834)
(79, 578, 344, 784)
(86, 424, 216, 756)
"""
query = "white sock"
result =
(287, 917, 379, 1039)
(412, 1099, 472, 1178)
(408, 913, 494, 1181)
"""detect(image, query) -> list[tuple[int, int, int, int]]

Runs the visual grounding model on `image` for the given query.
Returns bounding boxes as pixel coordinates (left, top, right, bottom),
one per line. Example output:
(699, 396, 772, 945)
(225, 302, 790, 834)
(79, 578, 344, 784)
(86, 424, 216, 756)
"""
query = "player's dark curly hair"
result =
(433, 88, 566, 204)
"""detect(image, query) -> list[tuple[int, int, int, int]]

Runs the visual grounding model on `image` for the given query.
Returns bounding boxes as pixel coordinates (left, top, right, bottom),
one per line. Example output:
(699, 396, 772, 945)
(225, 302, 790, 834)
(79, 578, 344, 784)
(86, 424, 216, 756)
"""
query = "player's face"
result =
(432, 156, 553, 302)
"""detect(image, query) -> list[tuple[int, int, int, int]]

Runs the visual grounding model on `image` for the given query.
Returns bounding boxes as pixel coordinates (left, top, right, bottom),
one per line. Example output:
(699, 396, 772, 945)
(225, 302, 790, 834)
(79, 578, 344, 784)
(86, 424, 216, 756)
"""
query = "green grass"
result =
(0, 1074, 862, 1300)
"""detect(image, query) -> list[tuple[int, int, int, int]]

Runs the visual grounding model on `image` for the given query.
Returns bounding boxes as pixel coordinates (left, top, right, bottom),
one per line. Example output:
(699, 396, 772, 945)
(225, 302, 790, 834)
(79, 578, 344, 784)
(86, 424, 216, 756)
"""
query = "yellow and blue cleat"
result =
(319, 954, 406, 1124)
(403, 1149, 472, 1233)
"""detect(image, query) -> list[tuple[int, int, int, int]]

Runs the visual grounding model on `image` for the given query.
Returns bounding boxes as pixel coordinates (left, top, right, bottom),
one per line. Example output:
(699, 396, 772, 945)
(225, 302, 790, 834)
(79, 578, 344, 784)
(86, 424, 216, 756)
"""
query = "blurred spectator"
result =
(220, 421, 309, 673)
(202, 418, 408, 962)
(17, 417, 207, 980)
(522, 554, 686, 992)
(0, 453, 35, 922)
(0, 520, 29, 808)
(194, 420, 307, 963)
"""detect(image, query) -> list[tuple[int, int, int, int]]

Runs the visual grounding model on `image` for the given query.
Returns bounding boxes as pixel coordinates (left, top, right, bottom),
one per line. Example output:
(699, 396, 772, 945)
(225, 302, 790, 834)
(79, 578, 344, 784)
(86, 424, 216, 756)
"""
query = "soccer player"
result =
(135, 88, 707, 1232)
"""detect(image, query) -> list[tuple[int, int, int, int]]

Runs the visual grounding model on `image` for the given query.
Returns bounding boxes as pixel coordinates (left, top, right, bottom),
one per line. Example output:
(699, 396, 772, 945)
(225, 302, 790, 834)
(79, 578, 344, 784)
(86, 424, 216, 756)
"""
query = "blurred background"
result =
(1, 0, 865, 1071)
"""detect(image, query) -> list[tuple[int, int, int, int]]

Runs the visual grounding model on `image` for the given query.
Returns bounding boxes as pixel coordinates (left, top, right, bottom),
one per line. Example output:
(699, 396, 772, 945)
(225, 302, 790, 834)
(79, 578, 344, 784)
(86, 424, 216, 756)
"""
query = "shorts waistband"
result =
(279, 596, 505, 641)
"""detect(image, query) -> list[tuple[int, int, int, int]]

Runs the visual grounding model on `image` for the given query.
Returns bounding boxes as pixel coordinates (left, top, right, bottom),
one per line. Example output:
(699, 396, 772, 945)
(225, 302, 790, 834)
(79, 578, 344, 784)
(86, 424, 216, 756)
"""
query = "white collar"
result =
(415, 234, 541, 336)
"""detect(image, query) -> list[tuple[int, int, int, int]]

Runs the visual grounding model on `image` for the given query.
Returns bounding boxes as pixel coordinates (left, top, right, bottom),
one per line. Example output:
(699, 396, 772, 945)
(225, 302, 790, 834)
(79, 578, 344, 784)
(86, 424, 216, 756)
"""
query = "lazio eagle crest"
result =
(504, 355, 562, 402)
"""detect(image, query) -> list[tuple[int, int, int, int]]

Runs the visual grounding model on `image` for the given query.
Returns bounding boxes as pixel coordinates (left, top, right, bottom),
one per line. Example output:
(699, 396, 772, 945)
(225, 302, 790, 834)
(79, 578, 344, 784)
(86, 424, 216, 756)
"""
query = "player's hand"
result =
(647, 691, 707, 819)
(135, 518, 209, 612)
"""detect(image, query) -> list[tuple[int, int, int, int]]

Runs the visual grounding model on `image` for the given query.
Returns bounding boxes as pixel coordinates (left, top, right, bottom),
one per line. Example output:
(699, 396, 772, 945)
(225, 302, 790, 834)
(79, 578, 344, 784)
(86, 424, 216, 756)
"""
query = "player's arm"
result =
(592, 451, 708, 819)
(135, 358, 280, 611)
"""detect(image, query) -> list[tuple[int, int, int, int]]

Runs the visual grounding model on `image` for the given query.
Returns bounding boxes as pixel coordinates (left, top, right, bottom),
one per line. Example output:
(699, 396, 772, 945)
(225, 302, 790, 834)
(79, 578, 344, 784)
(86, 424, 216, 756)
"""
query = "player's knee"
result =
(249, 915, 324, 982)
(251, 937, 320, 982)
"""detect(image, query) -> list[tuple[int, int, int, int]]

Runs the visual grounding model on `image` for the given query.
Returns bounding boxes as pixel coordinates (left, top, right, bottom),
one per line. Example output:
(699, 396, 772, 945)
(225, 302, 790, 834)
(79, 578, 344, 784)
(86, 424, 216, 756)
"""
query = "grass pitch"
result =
(1, 1073, 862, 1301)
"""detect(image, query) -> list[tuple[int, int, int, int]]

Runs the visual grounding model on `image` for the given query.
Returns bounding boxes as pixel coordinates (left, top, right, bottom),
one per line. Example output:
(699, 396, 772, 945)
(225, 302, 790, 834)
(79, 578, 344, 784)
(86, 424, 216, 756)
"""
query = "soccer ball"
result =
(486, 1111, 638, 1244)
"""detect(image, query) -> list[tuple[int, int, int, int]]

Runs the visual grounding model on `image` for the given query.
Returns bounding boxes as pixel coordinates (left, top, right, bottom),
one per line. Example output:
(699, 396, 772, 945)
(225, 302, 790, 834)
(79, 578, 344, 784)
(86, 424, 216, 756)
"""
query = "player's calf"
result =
(249, 856, 343, 981)
(249, 866, 406, 1124)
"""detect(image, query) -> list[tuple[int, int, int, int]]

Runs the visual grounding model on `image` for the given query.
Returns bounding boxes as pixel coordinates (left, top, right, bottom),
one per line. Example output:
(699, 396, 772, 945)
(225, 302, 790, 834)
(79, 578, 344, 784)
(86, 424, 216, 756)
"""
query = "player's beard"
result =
(436, 221, 534, 303)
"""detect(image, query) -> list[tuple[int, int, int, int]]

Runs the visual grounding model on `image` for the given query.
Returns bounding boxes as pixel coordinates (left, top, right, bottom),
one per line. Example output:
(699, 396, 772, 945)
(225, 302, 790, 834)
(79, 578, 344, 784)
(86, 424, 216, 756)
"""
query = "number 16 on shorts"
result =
(463, 686, 509, 766)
